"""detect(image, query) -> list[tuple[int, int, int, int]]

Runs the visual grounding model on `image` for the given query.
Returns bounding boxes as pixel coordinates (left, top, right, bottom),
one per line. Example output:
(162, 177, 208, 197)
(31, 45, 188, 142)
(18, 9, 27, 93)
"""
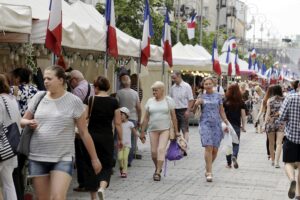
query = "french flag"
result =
(212, 39, 221, 75)
(221, 36, 236, 52)
(250, 48, 256, 58)
(45, 0, 62, 56)
(248, 53, 252, 70)
(162, 9, 172, 67)
(226, 45, 232, 76)
(105, 0, 118, 58)
(187, 14, 197, 40)
(141, 0, 154, 67)
(235, 48, 240, 76)
(260, 63, 267, 75)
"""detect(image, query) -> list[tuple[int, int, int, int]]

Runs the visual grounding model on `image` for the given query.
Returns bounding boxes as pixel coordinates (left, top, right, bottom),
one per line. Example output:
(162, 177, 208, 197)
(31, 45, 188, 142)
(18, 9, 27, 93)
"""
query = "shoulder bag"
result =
(17, 92, 46, 156)
(0, 96, 21, 161)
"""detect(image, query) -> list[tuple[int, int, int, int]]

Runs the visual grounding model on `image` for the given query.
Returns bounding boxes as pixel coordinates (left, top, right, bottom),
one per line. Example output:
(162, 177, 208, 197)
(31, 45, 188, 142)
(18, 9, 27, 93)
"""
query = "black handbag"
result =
(17, 92, 46, 156)
(0, 96, 21, 161)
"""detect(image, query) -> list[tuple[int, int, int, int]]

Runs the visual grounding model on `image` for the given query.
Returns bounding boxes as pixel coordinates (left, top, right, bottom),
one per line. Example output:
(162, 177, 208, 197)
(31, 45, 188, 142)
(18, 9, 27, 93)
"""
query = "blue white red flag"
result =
(162, 9, 172, 67)
(45, 0, 62, 56)
(248, 54, 252, 70)
(141, 0, 154, 67)
(187, 14, 197, 40)
(259, 63, 267, 75)
(235, 48, 240, 76)
(226, 46, 232, 76)
(250, 48, 256, 58)
(105, 0, 118, 58)
(221, 36, 237, 52)
(212, 39, 221, 75)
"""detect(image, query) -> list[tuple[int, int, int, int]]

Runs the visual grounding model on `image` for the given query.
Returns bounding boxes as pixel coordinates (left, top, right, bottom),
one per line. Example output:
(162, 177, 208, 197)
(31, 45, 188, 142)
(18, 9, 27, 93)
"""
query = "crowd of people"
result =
(0, 66, 300, 200)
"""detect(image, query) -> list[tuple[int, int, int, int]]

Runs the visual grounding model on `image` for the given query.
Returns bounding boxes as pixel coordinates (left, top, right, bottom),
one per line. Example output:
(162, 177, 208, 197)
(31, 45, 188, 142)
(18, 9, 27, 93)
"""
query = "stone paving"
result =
(67, 124, 293, 200)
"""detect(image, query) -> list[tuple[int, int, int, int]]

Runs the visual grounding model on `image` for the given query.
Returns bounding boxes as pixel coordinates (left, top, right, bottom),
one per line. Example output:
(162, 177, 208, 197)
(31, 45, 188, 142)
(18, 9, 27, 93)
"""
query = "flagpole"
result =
(51, 53, 56, 65)
(137, 40, 142, 95)
(104, 50, 108, 77)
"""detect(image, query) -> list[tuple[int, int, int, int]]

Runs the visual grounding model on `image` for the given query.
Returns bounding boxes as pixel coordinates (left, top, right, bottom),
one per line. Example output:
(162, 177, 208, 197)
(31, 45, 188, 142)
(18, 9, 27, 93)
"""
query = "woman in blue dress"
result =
(194, 77, 229, 182)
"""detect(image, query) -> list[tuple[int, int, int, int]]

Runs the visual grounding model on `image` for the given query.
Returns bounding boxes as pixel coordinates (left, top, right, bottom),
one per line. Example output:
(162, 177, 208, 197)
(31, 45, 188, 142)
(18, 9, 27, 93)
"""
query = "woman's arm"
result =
(219, 105, 229, 125)
(264, 101, 271, 123)
(21, 111, 37, 129)
(114, 109, 123, 148)
(76, 114, 102, 174)
(140, 110, 150, 139)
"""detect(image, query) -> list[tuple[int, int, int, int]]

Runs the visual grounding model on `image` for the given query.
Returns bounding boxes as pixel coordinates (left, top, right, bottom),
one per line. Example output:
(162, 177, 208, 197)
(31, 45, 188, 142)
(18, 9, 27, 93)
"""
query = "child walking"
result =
(118, 107, 145, 178)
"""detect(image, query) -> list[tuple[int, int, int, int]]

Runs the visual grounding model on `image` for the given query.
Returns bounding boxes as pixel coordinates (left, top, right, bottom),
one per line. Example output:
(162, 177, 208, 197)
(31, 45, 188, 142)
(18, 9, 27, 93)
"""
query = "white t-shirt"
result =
(27, 91, 85, 162)
(145, 96, 175, 132)
(122, 121, 135, 148)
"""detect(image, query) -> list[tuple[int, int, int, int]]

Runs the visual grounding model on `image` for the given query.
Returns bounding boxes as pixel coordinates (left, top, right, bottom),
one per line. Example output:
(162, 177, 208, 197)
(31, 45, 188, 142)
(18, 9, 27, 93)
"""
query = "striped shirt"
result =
(27, 91, 85, 162)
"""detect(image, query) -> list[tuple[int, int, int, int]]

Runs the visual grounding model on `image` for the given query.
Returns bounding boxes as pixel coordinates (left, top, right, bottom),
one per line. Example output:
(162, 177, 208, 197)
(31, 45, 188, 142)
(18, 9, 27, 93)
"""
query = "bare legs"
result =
(204, 145, 218, 181)
(275, 132, 284, 166)
(33, 171, 71, 200)
(149, 130, 170, 174)
(267, 133, 276, 164)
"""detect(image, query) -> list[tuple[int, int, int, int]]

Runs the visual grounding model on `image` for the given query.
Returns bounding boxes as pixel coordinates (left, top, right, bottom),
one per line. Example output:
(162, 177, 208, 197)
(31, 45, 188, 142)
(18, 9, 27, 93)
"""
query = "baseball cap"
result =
(120, 107, 130, 117)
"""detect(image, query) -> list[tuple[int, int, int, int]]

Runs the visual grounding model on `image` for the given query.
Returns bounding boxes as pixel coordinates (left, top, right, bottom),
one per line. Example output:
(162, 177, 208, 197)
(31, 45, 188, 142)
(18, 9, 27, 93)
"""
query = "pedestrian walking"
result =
(193, 77, 229, 182)
(256, 85, 275, 160)
(10, 67, 38, 200)
(277, 91, 300, 199)
(0, 74, 21, 200)
(68, 70, 94, 192)
(253, 85, 265, 134)
(118, 107, 145, 178)
(116, 74, 142, 166)
(86, 76, 123, 200)
(223, 83, 246, 169)
(140, 81, 178, 181)
(170, 71, 194, 144)
(20, 65, 101, 200)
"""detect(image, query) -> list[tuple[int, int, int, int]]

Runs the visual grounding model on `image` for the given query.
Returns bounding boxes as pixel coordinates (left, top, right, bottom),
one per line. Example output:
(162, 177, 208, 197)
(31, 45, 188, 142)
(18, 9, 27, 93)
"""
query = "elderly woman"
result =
(21, 65, 101, 200)
(0, 74, 21, 200)
(193, 77, 229, 182)
(140, 81, 178, 181)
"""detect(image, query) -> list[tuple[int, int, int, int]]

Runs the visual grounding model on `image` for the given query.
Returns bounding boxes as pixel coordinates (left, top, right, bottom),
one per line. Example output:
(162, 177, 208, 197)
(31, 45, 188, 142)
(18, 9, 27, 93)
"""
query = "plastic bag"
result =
(223, 133, 233, 155)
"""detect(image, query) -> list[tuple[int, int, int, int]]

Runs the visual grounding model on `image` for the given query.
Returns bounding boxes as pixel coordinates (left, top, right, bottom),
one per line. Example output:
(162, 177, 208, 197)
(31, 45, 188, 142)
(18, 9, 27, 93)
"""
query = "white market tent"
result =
(0, 1, 32, 42)
(148, 42, 212, 71)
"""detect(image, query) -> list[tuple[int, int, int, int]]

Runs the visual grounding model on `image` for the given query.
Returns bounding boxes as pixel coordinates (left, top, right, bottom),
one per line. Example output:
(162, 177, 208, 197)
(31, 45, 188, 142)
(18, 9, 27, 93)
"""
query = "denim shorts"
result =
(28, 160, 74, 177)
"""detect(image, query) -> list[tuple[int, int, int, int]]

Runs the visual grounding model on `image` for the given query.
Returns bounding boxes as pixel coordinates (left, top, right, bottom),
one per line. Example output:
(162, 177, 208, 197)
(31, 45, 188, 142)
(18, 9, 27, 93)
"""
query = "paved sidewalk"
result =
(68, 124, 292, 200)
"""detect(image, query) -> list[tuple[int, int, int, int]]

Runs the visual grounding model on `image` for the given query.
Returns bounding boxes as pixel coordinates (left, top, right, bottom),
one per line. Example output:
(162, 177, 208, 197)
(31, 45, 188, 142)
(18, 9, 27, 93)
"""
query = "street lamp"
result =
(260, 24, 264, 49)
(250, 16, 255, 48)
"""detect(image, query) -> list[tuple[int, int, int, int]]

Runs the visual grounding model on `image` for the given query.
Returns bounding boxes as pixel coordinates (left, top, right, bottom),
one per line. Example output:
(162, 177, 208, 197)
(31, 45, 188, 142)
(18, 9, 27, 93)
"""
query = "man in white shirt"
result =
(170, 72, 194, 146)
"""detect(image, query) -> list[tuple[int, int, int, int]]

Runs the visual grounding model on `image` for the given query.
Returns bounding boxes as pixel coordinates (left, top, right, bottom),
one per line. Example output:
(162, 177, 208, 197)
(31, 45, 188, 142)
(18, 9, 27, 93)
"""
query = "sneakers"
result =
(274, 163, 280, 168)
(98, 188, 105, 200)
(232, 157, 239, 169)
(288, 180, 296, 199)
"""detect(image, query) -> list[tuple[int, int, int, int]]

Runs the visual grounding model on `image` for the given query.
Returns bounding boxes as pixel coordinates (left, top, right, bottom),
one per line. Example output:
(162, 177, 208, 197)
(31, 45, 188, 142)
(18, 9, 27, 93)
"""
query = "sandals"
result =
(153, 173, 161, 181)
(121, 173, 127, 178)
(205, 172, 213, 182)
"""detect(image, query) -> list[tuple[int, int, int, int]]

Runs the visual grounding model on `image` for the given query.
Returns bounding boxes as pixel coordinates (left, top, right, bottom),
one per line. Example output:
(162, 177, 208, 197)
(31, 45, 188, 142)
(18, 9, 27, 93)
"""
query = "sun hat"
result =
(120, 107, 130, 117)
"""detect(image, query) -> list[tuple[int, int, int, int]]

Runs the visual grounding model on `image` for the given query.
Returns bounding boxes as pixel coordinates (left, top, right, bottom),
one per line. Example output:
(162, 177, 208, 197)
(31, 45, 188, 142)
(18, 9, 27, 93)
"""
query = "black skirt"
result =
(283, 138, 300, 163)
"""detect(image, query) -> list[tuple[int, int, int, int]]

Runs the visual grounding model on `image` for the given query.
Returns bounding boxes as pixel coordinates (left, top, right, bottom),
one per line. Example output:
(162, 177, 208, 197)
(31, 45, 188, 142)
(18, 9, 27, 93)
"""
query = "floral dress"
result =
(265, 96, 285, 133)
(199, 93, 223, 148)
(10, 83, 38, 116)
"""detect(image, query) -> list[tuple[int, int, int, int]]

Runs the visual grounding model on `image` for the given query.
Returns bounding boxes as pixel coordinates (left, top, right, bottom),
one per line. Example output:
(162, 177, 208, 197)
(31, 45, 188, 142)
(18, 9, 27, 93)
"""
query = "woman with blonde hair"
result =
(253, 85, 265, 133)
(140, 81, 178, 181)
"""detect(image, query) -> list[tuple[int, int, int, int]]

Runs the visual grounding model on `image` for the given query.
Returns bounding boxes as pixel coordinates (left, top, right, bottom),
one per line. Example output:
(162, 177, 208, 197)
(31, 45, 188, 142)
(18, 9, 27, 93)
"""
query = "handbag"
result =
(0, 96, 21, 161)
(17, 92, 46, 156)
